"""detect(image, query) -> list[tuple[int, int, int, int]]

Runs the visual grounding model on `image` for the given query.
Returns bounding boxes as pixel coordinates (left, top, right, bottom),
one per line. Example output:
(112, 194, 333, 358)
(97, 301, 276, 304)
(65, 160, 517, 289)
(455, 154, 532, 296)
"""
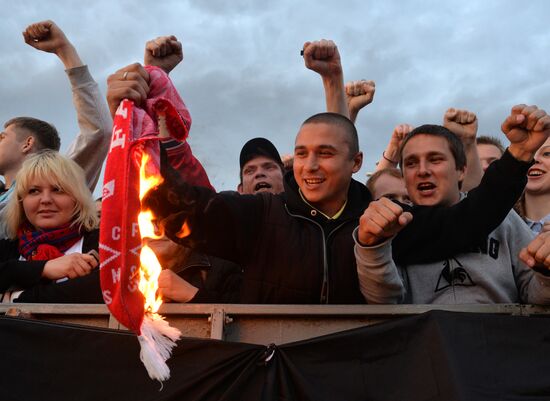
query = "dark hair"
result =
(301, 112, 359, 158)
(366, 168, 403, 195)
(5, 117, 60, 151)
(399, 124, 466, 170)
(476, 135, 505, 155)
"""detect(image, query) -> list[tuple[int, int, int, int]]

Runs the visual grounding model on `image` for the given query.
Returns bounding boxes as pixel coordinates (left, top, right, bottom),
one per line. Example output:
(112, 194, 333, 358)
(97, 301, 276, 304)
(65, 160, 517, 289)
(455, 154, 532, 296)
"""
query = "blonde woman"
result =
(0, 151, 102, 303)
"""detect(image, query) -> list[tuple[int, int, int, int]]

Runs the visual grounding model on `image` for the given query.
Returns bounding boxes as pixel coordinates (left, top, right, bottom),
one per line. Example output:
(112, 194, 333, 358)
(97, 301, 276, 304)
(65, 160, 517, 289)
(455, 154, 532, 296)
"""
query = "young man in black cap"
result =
(155, 137, 286, 303)
(237, 138, 285, 195)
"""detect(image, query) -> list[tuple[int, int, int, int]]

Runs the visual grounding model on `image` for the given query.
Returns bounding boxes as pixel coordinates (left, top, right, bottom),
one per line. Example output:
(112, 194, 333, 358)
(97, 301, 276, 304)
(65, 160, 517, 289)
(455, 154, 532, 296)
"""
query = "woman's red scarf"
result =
(18, 223, 81, 261)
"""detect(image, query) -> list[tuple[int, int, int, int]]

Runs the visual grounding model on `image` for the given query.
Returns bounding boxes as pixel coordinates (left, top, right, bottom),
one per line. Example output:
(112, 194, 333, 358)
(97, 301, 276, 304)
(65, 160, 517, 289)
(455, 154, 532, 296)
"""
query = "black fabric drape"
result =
(0, 310, 549, 401)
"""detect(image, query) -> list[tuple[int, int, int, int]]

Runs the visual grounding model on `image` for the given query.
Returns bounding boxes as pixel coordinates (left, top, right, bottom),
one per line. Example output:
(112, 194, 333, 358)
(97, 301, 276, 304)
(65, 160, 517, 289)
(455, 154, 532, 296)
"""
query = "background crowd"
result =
(1, 18, 550, 308)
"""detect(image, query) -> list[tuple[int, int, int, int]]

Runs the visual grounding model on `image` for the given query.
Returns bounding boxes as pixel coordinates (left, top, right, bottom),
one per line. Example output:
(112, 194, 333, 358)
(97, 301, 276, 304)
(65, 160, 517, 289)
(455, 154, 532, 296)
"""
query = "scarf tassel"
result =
(138, 312, 182, 382)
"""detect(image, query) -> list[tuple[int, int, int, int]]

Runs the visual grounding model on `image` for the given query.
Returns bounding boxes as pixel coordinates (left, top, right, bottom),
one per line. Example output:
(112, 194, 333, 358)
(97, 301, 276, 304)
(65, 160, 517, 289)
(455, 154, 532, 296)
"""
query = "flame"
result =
(175, 221, 191, 239)
(138, 210, 162, 240)
(138, 245, 164, 312)
(138, 152, 165, 313)
(139, 153, 163, 200)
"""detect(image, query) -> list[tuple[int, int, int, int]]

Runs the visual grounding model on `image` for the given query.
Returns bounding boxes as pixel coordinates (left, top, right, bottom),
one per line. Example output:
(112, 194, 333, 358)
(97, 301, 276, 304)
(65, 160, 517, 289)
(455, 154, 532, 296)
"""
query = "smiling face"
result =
(526, 138, 550, 195)
(239, 155, 284, 194)
(402, 134, 465, 207)
(22, 176, 77, 230)
(293, 122, 362, 216)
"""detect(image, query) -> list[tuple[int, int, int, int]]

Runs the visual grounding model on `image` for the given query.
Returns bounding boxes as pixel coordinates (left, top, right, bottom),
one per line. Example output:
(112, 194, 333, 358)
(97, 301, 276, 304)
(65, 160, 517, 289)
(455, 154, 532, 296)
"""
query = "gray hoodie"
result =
(354, 210, 550, 305)
(0, 65, 112, 238)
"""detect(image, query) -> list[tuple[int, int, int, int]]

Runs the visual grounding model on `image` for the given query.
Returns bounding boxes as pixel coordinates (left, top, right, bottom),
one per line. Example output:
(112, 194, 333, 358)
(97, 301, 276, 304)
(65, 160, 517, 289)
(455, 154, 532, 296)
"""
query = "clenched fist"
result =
(144, 35, 183, 74)
(357, 198, 413, 246)
(346, 80, 375, 122)
(502, 104, 550, 161)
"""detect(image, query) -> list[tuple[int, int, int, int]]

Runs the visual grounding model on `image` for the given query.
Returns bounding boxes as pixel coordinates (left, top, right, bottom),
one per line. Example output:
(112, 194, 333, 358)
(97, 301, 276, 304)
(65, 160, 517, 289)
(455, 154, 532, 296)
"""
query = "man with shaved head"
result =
(143, 97, 537, 304)
(142, 39, 536, 305)
(144, 111, 369, 304)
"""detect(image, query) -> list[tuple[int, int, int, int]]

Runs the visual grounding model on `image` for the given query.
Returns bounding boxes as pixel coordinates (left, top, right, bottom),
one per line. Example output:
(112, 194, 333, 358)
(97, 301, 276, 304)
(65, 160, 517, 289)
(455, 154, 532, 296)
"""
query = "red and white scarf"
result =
(99, 66, 212, 380)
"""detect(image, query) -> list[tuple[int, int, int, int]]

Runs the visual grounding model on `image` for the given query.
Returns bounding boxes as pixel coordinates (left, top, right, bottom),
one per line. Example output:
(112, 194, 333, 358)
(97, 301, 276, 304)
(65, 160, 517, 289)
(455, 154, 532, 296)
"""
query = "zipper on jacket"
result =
(285, 206, 329, 303)
(285, 205, 352, 304)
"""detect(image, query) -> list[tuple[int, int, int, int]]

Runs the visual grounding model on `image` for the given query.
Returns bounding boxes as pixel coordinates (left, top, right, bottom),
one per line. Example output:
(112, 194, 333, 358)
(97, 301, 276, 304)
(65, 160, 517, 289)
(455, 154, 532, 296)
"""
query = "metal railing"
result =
(1, 303, 549, 344)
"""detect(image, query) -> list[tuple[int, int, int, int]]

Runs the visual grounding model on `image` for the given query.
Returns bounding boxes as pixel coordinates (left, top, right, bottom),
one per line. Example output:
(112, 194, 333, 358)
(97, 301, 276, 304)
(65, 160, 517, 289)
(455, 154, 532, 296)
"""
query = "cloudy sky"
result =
(2, 0, 549, 194)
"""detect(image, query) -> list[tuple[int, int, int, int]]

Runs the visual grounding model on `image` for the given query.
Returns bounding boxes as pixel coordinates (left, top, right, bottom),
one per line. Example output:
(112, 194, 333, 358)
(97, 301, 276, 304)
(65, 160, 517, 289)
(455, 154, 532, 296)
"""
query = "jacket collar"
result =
(282, 171, 372, 222)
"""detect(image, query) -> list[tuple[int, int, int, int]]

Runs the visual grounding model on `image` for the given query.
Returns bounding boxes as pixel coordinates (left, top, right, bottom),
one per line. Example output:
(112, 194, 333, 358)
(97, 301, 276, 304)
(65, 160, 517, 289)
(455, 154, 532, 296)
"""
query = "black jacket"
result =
(147, 173, 371, 303)
(175, 250, 243, 304)
(0, 229, 103, 303)
(392, 150, 531, 264)
(145, 149, 530, 304)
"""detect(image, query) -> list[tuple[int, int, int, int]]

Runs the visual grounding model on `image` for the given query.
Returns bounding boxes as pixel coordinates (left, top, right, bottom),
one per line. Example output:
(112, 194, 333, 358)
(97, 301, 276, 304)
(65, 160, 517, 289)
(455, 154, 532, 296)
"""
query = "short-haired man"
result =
(0, 21, 112, 236)
(144, 96, 542, 304)
(136, 36, 536, 303)
(375, 108, 483, 192)
(355, 105, 550, 305)
(477, 135, 506, 172)
(368, 108, 480, 208)
(0, 117, 61, 195)
(145, 111, 368, 303)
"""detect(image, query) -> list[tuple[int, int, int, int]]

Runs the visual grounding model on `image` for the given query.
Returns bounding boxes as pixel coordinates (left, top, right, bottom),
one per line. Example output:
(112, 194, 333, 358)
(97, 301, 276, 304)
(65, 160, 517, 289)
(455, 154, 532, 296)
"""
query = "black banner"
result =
(0, 310, 549, 400)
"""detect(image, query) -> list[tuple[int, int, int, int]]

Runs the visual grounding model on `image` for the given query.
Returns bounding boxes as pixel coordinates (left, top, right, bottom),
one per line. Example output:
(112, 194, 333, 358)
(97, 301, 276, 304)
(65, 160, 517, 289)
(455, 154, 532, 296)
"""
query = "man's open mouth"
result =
(254, 182, 273, 192)
(417, 182, 436, 192)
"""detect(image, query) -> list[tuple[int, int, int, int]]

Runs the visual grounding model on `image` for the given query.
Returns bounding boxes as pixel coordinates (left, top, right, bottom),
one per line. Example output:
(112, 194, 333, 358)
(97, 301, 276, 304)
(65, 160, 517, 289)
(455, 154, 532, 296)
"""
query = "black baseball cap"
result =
(239, 137, 283, 169)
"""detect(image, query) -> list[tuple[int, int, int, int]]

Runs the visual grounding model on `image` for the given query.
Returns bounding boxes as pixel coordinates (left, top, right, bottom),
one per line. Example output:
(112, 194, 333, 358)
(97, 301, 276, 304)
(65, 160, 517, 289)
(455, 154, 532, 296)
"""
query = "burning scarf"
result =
(99, 66, 211, 382)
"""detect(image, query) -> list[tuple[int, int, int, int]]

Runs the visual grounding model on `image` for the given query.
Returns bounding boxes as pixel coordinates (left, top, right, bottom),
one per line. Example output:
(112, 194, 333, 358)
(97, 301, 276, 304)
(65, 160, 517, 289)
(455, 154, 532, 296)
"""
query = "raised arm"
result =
(393, 104, 550, 265)
(23, 20, 82, 68)
(375, 124, 413, 171)
(346, 80, 375, 123)
(23, 20, 113, 192)
(503, 104, 550, 161)
(443, 108, 483, 191)
(144, 35, 183, 75)
(302, 39, 349, 118)
(106, 63, 150, 118)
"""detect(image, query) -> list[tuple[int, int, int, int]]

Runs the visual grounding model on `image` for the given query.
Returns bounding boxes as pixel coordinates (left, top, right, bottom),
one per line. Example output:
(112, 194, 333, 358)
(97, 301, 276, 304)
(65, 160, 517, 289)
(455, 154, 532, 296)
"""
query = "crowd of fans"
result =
(1, 20, 550, 307)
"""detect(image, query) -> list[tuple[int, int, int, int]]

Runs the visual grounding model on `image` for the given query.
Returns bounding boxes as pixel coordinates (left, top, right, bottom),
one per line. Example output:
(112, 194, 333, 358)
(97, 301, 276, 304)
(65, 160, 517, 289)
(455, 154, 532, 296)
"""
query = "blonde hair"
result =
(366, 168, 403, 195)
(4, 151, 99, 238)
